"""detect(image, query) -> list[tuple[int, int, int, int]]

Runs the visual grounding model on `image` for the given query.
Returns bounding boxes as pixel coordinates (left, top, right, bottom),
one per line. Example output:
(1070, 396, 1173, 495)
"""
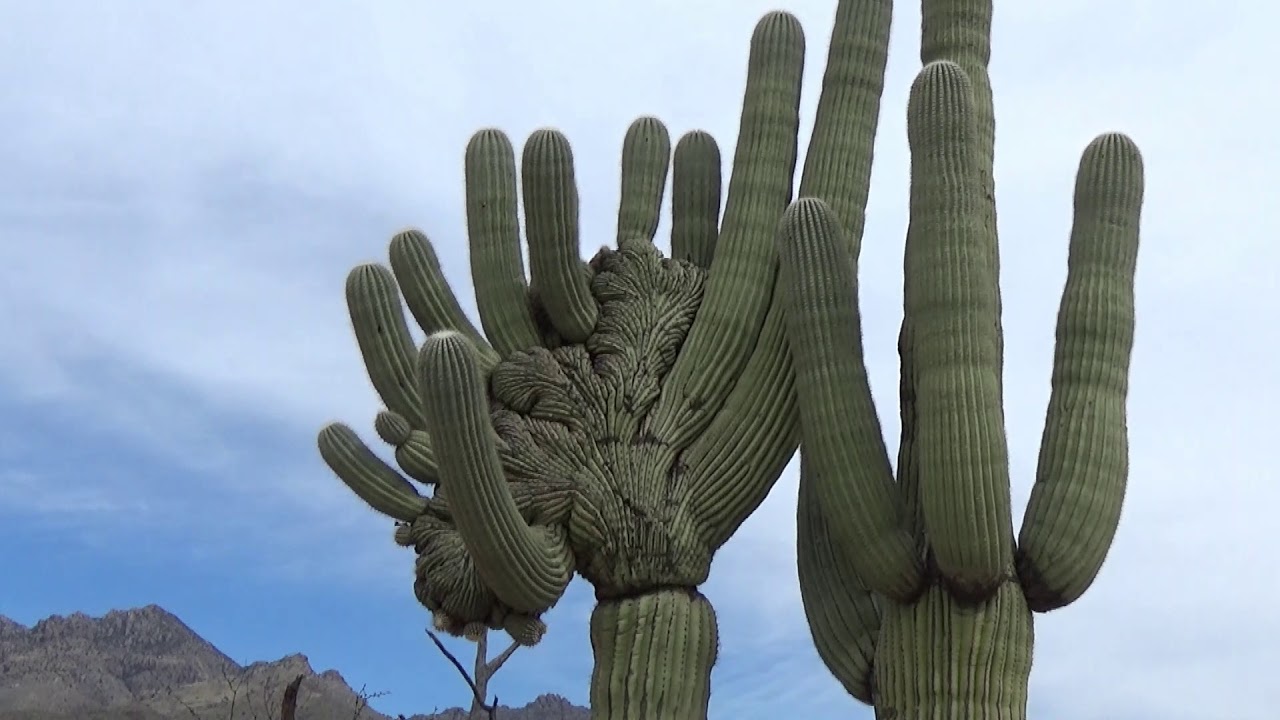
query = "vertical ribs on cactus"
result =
(782, 0, 1145, 716)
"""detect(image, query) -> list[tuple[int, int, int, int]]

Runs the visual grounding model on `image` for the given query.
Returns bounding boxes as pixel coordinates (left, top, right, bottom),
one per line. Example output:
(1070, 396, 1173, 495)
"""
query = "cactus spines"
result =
(782, 1, 1145, 716)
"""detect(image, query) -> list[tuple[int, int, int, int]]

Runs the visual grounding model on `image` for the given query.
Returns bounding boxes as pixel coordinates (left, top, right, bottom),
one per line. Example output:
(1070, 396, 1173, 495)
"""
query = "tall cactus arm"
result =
(418, 331, 574, 614)
(905, 61, 1014, 600)
(684, 0, 897, 549)
(796, 455, 881, 705)
(1016, 134, 1145, 613)
(780, 198, 925, 602)
(645, 12, 805, 449)
(921, 0, 1003, 383)
(670, 131, 721, 270)
(317, 422, 428, 522)
(522, 130, 599, 344)
(796, 0, 892, 243)
(389, 229, 500, 371)
(616, 116, 672, 247)
(465, 129, 543, 357)
(345, 264, 423, 427)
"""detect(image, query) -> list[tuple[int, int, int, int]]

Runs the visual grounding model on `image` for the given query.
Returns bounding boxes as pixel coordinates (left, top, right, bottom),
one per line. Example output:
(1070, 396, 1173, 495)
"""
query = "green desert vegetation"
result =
(318, 0, 1143, 718)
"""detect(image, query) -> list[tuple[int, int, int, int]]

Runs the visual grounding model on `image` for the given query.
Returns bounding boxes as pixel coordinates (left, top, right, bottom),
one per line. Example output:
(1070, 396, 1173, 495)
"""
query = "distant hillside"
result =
(0, 605, 587, 720)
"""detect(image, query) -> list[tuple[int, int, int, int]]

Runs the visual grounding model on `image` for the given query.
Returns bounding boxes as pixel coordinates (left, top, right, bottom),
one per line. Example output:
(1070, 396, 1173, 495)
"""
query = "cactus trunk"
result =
(873, 583, 1033, 720)
(589, 589, 718, 720)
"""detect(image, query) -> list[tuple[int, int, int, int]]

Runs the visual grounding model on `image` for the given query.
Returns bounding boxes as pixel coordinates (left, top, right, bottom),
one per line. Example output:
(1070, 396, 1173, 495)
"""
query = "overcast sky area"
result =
(1, 1, 1276, 718)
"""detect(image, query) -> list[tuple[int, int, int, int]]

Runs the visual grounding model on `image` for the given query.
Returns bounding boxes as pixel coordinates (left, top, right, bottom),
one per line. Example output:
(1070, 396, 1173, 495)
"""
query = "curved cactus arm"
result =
(465, 129, 543, 357)
(317, 422, 428, 522)
(418, 330, 573, 613)
(905, 61, 1013, 600)
(1016, 133, 1144, 613)
(795, 0, 892, 242)
(345, 264, 424, 427)
(670, 130, 721, 270)
(796, 455, 880, 706)
(645, 11, 805, 448)
(615, 116, 672, 247)
(521, 129, 598, 344)
(780, 198, 924, 602)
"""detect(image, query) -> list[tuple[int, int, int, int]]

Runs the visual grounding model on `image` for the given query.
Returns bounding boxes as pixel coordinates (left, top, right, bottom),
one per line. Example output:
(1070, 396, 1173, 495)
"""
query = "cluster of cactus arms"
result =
(318, 0, 1143, 717)
(781, 0, 1145, 718)
(316, 8, 877, 717)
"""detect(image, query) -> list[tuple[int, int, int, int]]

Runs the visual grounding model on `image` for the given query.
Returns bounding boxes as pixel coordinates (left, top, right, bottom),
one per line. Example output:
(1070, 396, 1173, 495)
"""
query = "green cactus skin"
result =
(781, 1, 1145, 716)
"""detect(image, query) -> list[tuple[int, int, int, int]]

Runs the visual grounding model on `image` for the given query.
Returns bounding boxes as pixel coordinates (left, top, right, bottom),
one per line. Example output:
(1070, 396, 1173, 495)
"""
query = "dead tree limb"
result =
(425, 628, 520, 719)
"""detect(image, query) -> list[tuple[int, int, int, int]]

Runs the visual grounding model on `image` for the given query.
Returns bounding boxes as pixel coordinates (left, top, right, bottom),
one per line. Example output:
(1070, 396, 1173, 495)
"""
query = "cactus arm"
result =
(317, 423, 428, 522)
(464, 129, 544, 357)
(904, 61, 1014, 599)
(417, 331, 573, 613)
(796, 454, 880, 705)
(684, 1, 899, 547)
(780, 198, 925, 602)
(345, 264, 423, 427)
(521, 129, 599, 344)
(389, 229, 499, 371)
(921, 0, 1003, 383)
(645, 12, 805, 448)
(683, 289, 797, 550)
(615, 116, 672, 247)
(1016, 134, 1144, 612)
(670, 131, 721, 270)
(796, 0, 892, 243)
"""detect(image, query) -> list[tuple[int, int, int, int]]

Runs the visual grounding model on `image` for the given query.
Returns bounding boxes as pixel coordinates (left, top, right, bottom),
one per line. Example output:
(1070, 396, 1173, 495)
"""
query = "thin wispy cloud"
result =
(2, 1, 1275, 718)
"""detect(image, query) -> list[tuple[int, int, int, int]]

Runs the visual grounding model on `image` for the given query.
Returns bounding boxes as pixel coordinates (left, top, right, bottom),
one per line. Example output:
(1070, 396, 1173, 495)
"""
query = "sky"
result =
(1, 0, 1276, 718)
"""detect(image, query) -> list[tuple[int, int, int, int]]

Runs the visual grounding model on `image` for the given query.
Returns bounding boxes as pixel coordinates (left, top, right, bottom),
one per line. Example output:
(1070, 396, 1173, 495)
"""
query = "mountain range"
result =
(0, 605, 588, 720)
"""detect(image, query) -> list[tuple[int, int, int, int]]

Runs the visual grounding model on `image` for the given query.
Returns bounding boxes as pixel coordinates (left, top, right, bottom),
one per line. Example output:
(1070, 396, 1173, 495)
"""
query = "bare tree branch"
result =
(349, 683, 391, 720)
(426, 629, 489, 710)
(485, 640, 521, 676)
(425, 629, 503, 719)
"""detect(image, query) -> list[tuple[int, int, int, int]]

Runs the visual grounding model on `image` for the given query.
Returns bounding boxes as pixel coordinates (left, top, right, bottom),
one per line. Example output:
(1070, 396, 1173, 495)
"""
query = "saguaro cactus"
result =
(780, 1, 1145, 718)
(316, 6, 908, 717)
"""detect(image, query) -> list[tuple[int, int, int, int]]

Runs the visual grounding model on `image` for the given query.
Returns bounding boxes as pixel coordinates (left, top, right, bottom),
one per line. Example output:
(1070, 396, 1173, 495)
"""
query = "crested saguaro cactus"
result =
(779, 1, 1145, 717)
(316, 6, 915, 717)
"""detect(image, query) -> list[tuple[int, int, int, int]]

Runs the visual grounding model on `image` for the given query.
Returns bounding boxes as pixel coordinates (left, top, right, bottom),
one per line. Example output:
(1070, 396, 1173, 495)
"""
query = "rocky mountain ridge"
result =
(0, 605, 587, 720)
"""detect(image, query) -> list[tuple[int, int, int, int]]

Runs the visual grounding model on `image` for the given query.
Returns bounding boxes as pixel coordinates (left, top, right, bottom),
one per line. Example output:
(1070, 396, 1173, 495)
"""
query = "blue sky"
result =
(2, 1, 1277, 718)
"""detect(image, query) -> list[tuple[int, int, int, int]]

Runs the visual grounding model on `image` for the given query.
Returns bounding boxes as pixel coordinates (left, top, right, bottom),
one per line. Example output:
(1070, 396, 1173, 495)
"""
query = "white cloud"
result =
(1, 0, 1276, 718)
